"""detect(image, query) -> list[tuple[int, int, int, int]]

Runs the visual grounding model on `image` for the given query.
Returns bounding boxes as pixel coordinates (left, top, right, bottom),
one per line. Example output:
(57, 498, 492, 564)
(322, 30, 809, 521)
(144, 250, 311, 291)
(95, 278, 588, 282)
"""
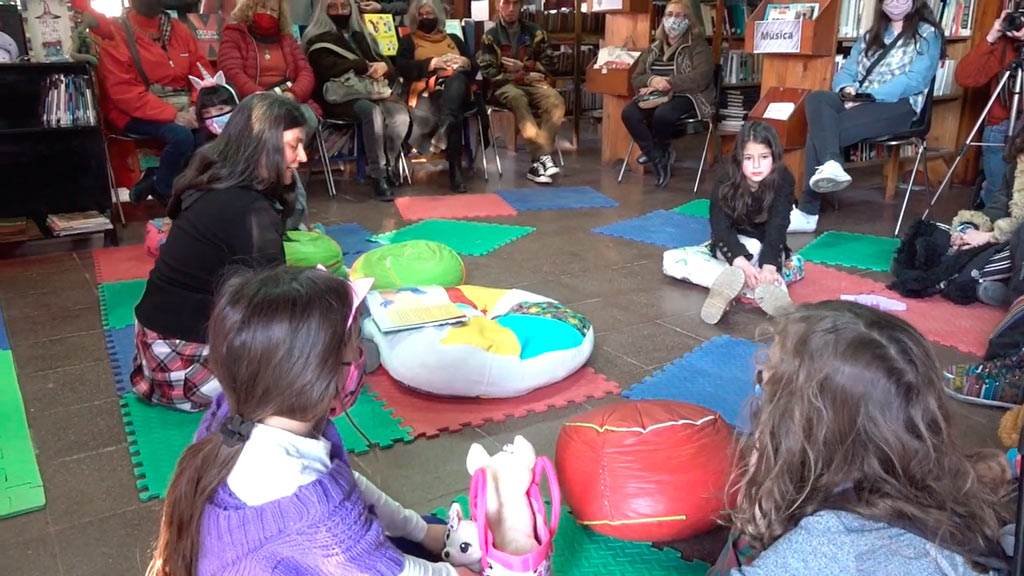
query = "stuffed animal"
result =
(466, 436, 542, 557)
(442, 502, 482, 572)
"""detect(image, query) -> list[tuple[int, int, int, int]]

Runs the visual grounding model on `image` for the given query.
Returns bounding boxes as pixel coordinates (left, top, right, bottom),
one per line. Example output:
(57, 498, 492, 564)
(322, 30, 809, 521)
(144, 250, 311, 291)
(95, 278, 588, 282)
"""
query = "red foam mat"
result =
(367, 367, 621, 438)
(93, 245, 155, 284)
(789, 262, 1004, 356)
(394, 193, 517, 221)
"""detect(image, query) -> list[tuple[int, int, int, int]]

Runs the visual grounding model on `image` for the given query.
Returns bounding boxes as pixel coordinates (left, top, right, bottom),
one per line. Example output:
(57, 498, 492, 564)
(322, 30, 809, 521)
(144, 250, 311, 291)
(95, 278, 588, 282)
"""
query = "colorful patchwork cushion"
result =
(283, 230, 346, 277)
(351, 240, 465, 290)
(362, 285, 594, 398)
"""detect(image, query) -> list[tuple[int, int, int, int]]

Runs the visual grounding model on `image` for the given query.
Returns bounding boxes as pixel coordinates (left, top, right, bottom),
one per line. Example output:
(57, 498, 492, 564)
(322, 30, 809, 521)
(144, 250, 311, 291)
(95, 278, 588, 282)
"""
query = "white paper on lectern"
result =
(763, 102, 796, 120)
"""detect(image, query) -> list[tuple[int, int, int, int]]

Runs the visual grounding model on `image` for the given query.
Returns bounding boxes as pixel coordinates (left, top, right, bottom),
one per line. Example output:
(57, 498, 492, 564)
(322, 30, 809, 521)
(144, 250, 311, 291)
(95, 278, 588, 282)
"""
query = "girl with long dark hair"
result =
(664, 121, 802, 324)
(725, 301, 1008, 575)
(129, 93, 308, 412)
(789, 0, 943, 233)
(146, 267, 471, 576)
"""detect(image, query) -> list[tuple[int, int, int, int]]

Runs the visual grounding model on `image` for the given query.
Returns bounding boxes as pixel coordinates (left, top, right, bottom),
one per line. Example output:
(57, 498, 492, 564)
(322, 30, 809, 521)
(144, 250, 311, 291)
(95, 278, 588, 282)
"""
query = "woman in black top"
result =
(303, 0, 411, 201)
(130, 93, 308, 412)
(662, 122, 803, 324)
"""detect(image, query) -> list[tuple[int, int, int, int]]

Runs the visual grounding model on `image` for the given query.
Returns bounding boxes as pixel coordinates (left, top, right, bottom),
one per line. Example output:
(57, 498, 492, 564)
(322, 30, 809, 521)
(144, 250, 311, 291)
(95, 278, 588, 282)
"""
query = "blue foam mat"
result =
(496, 186, 619, 211)
(622, 336, 763, 432)
(105, 326, 136, 397)
(592, 210, 710, 248)
(0, 307, 9, 350)
(323, 223, 377, 266)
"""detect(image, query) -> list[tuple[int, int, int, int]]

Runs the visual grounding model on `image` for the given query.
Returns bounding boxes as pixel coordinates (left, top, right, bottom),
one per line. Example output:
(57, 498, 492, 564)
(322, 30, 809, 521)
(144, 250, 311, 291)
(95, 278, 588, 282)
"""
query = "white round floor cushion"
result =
(362, 285, 595, 398)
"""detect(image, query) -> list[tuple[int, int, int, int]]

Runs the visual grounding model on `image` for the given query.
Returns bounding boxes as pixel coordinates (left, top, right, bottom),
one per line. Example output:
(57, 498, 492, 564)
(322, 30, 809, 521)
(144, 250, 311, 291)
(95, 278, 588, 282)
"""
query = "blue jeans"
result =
(124, 119, 198, 204)
(982, 119, 1011, 206)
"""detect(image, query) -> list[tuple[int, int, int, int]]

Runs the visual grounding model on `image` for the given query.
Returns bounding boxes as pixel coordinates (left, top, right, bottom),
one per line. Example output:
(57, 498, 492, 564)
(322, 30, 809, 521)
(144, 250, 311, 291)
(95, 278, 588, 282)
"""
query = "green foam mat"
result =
(434, 496, 710, 576)
(798, 231, 900, 272)
(99, 280, 147, 330)
(0, 351, 46, 518)
(120, 385, 408, 501)
(370, 219, 535, 256)
(671, 199, 710, 219)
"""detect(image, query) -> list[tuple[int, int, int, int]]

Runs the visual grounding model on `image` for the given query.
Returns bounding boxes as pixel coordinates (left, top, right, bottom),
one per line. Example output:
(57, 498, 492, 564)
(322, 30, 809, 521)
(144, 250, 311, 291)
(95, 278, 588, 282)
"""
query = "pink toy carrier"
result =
(145, 219, 168, 258)
(469, 456, 560, 576)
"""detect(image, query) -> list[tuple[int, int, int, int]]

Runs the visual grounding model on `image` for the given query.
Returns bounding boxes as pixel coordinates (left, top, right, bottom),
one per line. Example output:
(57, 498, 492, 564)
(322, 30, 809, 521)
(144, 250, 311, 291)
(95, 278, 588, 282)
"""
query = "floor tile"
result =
(0, 531, 62, 576)
(7, 306, 103, 345)
(27, 398, 126, 464)
(18, 361, 118, 414)
(40, 447, 145, 530)
(599, 321, 704, 369)
(1, 285, 97, 318)
(13, 331, 108, 375)
(54, 502, 162, 576)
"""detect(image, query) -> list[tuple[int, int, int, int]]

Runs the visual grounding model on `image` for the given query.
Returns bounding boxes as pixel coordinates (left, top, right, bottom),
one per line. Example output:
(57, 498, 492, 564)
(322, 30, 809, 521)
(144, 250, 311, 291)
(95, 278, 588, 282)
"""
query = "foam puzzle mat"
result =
(395, 193, 517, 221)
(0, 350, 45, 518)
(798, 231, 900, 272)
(370, 219, 535, 257)
(496, 186, 619, 211)
(98, 280, 147, 330)
(93, 244, 155, 284)
(120, 384, 411, 501)
(323, 223, 378, 267)
(671, 199, 710, 219)
(369, 367, 620, 438)
(434, 496, 711, 576)
(623, 336, 763, 433)
(592, 210, 711, 249)
(104, 326, 136, 397)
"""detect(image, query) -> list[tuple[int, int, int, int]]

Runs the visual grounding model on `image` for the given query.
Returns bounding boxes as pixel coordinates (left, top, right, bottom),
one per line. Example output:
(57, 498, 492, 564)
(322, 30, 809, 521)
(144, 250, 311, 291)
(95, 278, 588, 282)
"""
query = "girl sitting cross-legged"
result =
(663, 121, 802, 325)
(146, 266, 473, 576)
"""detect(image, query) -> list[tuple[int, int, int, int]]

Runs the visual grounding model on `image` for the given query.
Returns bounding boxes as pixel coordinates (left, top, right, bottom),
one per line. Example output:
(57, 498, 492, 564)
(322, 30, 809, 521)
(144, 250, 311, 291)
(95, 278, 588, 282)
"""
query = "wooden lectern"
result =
(744, 0, 840, 197)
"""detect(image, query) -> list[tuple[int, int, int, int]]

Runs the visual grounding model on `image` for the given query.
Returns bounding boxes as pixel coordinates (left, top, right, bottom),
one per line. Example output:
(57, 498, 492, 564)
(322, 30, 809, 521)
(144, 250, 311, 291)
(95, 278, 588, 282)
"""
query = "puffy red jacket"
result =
(218, 22, 319, 114)
(98, 11, 215, 131)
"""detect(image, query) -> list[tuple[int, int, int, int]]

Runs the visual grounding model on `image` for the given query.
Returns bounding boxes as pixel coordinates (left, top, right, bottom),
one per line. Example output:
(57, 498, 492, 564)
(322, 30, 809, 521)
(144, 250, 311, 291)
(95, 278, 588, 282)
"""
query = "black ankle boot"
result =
(372, 176, 394, 201)
(651, 152, 667, 187)
(448, 162, 467, 193)
(656, 148, 676, 189)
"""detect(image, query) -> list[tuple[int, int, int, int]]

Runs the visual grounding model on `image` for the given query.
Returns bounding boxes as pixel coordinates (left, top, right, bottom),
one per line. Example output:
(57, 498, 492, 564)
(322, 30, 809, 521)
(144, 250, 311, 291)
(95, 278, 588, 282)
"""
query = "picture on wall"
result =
(0, 4, 27, 62)
(24, 0, 72, 62)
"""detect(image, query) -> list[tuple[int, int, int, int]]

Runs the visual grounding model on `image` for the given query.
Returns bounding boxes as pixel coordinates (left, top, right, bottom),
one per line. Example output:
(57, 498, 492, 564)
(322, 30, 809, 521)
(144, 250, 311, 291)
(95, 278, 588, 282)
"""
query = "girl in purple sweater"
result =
(146, 267, 472, 576)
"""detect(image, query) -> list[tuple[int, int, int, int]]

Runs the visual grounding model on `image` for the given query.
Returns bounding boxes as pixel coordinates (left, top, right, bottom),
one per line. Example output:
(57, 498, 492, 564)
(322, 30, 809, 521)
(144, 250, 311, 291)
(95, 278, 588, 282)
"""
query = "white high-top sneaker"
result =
(787, 207, 818, 233)
(808, 160, 852, 193)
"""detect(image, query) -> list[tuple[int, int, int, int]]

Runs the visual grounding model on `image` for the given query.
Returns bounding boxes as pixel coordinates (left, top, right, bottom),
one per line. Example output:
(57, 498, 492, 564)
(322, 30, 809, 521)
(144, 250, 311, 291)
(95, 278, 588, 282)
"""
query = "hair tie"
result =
(219, 414, 254, 447)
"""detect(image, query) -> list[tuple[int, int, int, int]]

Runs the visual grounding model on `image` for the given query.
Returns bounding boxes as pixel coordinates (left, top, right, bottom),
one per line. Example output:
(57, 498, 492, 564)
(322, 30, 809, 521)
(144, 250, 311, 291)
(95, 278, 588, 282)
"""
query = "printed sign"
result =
(752, 19, 801, 54)
(363, 13, 398, 57)
(186, 13, 224, 61)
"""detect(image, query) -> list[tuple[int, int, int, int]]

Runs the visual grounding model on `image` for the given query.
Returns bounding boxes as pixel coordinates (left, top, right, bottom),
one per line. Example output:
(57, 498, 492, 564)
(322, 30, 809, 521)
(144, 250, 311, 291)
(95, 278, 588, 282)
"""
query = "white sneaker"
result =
(808, 160, 852, 193)
(700, 266, 745, 325)
(539, 155, 560, 177)
(787, 207, 818, 233)
(527, 162, 553, 184)
(754, 283, 795, 318)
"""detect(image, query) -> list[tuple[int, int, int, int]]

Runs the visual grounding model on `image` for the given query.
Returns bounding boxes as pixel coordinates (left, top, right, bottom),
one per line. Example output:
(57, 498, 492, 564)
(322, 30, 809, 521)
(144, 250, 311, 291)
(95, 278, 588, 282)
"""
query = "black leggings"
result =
(799, 90, 917, 215)
(620, 95, 697, 158)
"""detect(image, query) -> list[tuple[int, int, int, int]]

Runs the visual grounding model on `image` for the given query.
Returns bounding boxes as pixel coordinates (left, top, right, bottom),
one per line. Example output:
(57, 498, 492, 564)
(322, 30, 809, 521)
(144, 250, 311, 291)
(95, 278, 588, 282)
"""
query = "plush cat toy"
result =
(443, 502, 482, 572)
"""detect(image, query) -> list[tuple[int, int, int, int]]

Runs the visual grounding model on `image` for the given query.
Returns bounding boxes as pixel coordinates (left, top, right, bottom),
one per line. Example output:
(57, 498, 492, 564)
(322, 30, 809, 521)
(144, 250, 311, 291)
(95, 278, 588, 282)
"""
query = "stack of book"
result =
(45, 211, 112, 237)
(718, 85, 760, 133)
(0, 218, 27, 242)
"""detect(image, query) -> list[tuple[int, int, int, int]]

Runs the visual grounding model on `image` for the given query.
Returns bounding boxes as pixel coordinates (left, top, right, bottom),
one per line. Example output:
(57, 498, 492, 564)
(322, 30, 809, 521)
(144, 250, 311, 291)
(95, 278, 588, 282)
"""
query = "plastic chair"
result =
(484, 103, 565, 178)
(617, 64, 723, 194)
(102, 132, 155, 227)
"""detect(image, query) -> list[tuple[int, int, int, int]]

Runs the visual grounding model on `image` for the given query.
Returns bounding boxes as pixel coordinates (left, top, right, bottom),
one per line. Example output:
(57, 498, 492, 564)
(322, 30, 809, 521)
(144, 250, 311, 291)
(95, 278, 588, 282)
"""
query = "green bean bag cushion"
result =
(284, 230, 347, 277)
(351, 240, 465, 289)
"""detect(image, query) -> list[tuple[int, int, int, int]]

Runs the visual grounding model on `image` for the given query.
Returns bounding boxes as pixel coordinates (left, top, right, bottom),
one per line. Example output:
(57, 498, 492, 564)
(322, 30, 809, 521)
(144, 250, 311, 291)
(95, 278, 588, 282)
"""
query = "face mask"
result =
(329, 14, 351, 29)
(663, 16, 689, 39)
(204, 112, 231, 136)
(250, 12, 279, 35)
(882, 0, 913, 22)
(132, 0, 162, 19)
(418, 17, 439, 33)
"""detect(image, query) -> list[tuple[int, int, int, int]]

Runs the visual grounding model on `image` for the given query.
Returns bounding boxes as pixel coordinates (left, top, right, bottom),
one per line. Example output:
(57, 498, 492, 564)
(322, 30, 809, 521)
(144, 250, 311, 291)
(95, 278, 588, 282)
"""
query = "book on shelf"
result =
(764, 3, 819, 21)
(722, 49, 762, 84)
(0, 218, 27, 239)
(843, 140, 921, 163)
(45, 211, 112, 236)
(519, 7, 605, 35)
(838, 0, 975, 38)
(41, 73, 99, 128)
(718, 84, 760, 133)
(366, 287, 469, 333)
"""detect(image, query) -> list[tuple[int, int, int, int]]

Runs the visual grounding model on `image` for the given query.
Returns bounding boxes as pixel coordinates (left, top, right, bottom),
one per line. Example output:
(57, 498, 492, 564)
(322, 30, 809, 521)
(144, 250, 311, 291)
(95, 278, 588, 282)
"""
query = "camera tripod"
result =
(922, 44, 1024, 220)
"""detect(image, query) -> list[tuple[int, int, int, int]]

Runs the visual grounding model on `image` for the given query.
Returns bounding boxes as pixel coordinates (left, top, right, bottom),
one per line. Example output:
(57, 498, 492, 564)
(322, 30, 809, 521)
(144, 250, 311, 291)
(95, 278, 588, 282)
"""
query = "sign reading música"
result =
(753, 20, 802, 54)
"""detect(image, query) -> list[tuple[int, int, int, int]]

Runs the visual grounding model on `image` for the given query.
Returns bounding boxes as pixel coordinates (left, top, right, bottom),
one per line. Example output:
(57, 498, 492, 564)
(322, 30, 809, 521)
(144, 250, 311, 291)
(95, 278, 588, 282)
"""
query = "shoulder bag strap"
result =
(858, 28, 907, 88)
(120, 17, 151, 89)
(308, 41, 361, 61)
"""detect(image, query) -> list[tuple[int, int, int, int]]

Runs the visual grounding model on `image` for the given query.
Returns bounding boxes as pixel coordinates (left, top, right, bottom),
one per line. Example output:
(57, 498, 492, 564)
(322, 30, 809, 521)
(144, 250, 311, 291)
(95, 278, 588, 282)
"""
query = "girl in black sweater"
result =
(663, 121, 804, 324)
(131, 93, 308, 412)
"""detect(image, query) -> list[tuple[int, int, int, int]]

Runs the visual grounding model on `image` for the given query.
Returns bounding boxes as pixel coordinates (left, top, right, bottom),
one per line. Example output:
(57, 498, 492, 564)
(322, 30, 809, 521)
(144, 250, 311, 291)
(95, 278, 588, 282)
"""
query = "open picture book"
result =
(365, 287, 469, 333)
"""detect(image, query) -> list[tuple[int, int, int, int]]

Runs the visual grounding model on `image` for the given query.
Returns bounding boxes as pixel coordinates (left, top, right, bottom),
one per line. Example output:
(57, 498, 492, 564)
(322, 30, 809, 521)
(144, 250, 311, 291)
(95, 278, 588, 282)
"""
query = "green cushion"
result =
(284, 230, 347, 277)
(351, 240, 465, 289)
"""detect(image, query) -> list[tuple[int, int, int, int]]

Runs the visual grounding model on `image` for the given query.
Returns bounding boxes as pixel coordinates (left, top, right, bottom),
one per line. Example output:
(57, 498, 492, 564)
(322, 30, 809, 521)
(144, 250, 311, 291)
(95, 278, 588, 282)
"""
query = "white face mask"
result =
(663, 16, 689, 39)
(882, 0, 913, 22)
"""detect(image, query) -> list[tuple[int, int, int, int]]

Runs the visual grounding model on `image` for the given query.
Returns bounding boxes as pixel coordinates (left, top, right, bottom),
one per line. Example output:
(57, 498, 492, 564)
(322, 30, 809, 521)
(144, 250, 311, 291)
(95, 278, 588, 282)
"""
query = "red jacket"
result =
(218, 22, 318, 114)
(98, 11, 214, 131)
(955, 37, 1015, 126)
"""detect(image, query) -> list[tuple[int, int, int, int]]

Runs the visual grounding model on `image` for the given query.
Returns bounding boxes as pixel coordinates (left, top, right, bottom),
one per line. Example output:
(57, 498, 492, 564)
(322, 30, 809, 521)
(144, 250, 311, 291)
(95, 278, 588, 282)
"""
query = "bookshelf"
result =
(0, 61, 116, 253)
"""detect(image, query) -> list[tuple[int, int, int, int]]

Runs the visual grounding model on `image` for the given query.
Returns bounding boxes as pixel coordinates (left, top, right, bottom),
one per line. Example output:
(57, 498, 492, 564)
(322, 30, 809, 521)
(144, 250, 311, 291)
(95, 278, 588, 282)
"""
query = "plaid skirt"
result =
(130, 322, 220, 412)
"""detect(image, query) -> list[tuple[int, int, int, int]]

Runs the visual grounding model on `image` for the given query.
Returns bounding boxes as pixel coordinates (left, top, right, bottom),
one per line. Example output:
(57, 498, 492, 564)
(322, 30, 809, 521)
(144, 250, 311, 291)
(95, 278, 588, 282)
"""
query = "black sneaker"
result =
(540, 154, 560, 177)
(371, 177, 394, 202)
(130, 168, 157, 204)
(527, 162, 552, 184)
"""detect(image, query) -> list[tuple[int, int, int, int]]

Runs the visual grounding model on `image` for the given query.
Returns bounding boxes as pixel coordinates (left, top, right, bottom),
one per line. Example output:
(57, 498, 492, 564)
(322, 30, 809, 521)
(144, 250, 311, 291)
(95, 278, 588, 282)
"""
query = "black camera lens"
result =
(1005, 11, 1024, 34)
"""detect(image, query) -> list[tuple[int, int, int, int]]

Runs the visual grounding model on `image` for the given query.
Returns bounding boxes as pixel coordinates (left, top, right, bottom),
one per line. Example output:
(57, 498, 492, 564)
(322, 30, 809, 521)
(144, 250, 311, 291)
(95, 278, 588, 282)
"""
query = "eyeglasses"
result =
(340, 347, 367, 408)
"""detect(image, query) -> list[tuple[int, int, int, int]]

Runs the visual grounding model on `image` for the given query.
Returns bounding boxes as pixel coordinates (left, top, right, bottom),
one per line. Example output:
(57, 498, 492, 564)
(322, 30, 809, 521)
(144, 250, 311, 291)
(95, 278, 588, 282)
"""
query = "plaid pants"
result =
(130, 322, 220, 412)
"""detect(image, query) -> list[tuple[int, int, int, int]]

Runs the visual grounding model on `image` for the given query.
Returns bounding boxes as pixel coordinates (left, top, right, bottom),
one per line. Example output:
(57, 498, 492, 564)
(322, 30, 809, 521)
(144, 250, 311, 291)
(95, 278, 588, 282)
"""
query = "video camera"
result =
(1006, 10, 1024, 34)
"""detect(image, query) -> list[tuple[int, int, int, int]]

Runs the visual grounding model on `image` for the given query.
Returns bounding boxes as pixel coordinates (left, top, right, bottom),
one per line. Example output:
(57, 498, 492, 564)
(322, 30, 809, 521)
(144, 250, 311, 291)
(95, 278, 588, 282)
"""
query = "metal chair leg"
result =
(694, 121, 713, 195)
(894, 139, 925, 237)
(316, 124, 336, 198)
(102, 136, 127, 227)
(477, 116, 489, 181)
(617, 140, 634, 183)
(486, 108, 503, 177)
(399, 149, 412, 185)
(556, 144, 564, 167)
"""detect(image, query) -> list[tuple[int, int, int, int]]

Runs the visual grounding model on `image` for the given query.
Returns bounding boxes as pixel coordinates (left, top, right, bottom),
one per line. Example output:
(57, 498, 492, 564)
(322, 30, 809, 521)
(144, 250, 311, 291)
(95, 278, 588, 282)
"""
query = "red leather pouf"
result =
(555, 400, 737, 542)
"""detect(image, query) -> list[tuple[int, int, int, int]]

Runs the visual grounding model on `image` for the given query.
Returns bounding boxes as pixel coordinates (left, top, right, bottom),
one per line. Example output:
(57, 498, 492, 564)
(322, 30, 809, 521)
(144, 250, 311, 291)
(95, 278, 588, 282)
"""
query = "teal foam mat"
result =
(98, 280, 147, 330)
(0, 350, 46, 518)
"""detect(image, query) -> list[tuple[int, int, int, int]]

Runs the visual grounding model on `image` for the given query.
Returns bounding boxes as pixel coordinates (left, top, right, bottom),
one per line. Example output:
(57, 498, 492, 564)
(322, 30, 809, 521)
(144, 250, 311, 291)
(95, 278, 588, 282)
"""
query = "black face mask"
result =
(417, 17, 438, 33)
(329, 14, 350, 29)
(132, 0, 162, 19)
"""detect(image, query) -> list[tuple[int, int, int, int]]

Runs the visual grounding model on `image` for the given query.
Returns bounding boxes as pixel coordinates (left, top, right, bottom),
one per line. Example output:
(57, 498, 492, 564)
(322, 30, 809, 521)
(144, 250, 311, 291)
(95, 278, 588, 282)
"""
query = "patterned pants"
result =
(663, 236, 805, 300)
(130, 322, 221, 412)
